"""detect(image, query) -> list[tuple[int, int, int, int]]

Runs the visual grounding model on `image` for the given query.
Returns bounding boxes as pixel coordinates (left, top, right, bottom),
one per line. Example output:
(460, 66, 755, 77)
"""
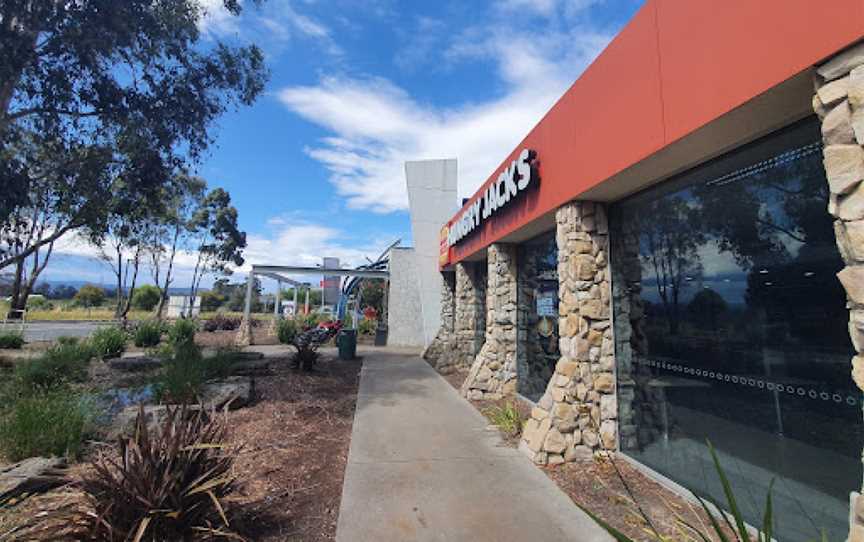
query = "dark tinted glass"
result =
(610, 118, 861, 542)
(518, 232, 560, 402)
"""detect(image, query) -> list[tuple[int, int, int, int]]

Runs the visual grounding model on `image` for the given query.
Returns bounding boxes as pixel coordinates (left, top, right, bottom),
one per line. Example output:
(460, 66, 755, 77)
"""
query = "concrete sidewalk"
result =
(335, 349, 612, 542)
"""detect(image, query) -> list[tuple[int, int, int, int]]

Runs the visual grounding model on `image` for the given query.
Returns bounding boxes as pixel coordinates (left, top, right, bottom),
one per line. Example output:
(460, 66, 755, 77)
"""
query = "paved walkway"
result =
(335, 349, 612, 542)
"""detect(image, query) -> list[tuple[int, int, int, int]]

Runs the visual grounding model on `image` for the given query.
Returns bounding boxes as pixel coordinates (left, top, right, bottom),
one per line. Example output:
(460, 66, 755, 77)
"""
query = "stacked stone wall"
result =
(448, 261, 486, 371)
(422, 271, 456, 370)
(813, 41, 864, 542)
(462, 244, 518, 400)
(518, 201, 615, 465)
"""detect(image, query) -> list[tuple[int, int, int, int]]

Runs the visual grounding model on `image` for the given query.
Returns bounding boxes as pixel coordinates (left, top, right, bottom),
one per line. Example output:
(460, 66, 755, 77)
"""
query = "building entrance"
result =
(517, 232, 560, 402)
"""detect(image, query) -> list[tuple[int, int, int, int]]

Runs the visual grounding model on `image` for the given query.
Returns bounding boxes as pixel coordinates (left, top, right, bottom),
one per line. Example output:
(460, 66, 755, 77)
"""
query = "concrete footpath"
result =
(335, 349, 612, 542)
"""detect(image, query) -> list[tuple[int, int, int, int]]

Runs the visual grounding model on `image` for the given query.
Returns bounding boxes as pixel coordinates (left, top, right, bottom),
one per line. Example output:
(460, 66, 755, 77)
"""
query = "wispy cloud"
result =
(277, 8, 613, 212)
(197, 0, 342, 57)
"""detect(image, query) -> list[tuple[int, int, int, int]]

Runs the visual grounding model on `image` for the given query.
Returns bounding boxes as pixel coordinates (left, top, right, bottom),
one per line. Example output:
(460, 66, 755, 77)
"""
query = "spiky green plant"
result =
(15, 340, 94, 391)
(90, 326, 127, 360)
(133, 320, 163, 347)
(576, 440, 831, 542)
(0, 389, 92, 461)
(78, 404, 237, 540)
(167, 318, 198, 348)
(483, 402, 525, 438)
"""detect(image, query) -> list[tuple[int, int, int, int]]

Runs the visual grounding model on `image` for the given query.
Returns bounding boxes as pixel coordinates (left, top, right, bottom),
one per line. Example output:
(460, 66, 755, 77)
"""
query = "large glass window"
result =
(518, 232, 560, 402)
(610, 118, 861, 542)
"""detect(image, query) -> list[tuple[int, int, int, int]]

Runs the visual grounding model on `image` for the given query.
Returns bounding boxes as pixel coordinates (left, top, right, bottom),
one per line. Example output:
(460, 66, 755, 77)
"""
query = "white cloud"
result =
(197, 0, 342, 57)
(277, 19, 613, 213)
(498, 0, 558, 16)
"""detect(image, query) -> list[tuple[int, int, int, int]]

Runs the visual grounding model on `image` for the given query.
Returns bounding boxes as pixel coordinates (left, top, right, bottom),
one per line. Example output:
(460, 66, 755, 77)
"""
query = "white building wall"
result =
(404, 159, 458, 347)
(386, 247, 425, 347)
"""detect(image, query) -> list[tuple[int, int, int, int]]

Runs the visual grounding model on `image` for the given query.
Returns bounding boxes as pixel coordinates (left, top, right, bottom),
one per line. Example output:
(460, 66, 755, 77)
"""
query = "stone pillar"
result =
(422, 271, 456, 371)
(814, 41, 864, 542)
(447, 261, 486, 372)
(462, 243, 518, 400)
(519, 201, 613, 465)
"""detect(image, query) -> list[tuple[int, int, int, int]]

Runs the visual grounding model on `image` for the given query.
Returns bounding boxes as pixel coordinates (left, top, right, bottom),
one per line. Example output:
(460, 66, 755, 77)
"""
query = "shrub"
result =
(26, 296, 52, 310)
(153, 358, 205, 404)
(276, 318, 298, 345)
(78, 405, 237, 540)
(90, 326, 127, 360)
(483, 402, 525, 438)
(199, 290, 226, 312)
(0, 330, 24, 349)
(131, 284, 161, 311)
(73, 284, 105, 307)
(0, 389, 92, 461)
(167, 318, 197, 347)
(358, 318, 377, 336)
(133, 319, 163, 347)
(16, 341, 93, 390)
(202, 313, 240, 332)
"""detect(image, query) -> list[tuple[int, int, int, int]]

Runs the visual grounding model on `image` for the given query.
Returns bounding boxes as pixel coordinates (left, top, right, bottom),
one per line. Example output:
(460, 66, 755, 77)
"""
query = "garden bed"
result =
(437, 366, 716, 542)
(0, 329, 361, 541)
(227, 351, 362, 541)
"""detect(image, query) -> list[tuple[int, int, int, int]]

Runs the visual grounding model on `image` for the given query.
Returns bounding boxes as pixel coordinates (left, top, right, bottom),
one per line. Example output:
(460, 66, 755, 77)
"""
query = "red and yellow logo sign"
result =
(439, 225, 450, 268)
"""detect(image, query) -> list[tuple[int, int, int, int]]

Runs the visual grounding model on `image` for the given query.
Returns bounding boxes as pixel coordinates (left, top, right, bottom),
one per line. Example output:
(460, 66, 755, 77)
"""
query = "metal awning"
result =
(251, 264, 389, 280)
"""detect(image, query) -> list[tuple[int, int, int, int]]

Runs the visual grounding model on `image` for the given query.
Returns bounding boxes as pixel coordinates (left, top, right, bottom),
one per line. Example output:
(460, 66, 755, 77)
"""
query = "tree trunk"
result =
(120, 247, 141, 323)
(155, 225, 180, 320)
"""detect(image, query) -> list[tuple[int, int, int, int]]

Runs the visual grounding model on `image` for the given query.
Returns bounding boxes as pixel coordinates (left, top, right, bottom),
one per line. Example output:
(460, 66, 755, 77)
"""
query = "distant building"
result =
(166, 295, 200, 318)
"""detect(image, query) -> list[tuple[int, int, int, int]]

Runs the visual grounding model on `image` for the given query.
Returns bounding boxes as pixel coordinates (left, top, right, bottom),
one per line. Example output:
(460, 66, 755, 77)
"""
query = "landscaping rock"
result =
(0, 457, 67, 504)
(108, 405, 171, 440)
(107, 356, 162, 372)
(199, 376, 252, 411)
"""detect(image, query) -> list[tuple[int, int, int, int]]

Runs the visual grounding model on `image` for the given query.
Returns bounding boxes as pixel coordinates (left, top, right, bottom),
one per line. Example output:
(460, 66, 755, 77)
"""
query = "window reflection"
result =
(518, 233, 560, 402)
(611, 118, 860, 542)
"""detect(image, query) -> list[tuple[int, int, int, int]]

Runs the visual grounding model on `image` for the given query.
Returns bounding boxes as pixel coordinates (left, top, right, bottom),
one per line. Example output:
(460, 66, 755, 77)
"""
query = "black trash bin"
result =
(337, 328, 357, 360)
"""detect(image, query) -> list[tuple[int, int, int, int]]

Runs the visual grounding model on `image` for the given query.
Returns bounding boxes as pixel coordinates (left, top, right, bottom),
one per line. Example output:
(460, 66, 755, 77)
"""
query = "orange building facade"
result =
(424, 2, 864, 540)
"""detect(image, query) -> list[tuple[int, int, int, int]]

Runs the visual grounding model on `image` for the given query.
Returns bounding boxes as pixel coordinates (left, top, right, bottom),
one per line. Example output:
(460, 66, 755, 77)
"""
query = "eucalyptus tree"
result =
(147, 174, 207, 319)
(187, 188, 246, 317)
(0, 0, 268, 312)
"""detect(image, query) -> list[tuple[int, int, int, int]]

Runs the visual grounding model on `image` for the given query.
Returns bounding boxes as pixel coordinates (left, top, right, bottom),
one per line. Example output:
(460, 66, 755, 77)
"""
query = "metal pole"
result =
(304, 287, 310, 315)
(293, 287, 298, 319)
(274, 280, 282, 319)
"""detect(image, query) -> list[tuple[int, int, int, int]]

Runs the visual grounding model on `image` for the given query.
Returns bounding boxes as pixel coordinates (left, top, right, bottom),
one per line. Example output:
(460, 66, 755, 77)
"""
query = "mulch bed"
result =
(0, 351, 362, 542)
(227, 354, 362, 541)
(434, 364, 717, 542)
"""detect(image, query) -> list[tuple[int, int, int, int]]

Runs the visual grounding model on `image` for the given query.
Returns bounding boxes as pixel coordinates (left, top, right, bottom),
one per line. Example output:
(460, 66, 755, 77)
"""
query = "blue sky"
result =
(48, 0, 643, 289)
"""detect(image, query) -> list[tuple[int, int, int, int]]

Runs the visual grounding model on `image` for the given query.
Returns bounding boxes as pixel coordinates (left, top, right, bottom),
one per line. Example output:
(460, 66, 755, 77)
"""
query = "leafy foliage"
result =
(90, 326, 127, 360)
(131, 284, 161, 311)
(276, 319, 298, 345)
(133, 320, 164, 347)
(78, 405, 237, 540)
(187, 189, 248, 312)
(0, 329, 24, 349)
(73, 284, 106, 307)
(0, 389, 92, 461)
(358, 318, 377, 336)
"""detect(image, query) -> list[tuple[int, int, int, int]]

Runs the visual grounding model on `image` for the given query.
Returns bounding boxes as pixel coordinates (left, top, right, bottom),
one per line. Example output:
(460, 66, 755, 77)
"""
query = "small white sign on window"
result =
(536, 294, 556, 317)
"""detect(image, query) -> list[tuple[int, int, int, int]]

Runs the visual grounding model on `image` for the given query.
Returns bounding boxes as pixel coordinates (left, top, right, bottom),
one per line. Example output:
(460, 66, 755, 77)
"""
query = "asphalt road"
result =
(0, 321, 108, 342)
